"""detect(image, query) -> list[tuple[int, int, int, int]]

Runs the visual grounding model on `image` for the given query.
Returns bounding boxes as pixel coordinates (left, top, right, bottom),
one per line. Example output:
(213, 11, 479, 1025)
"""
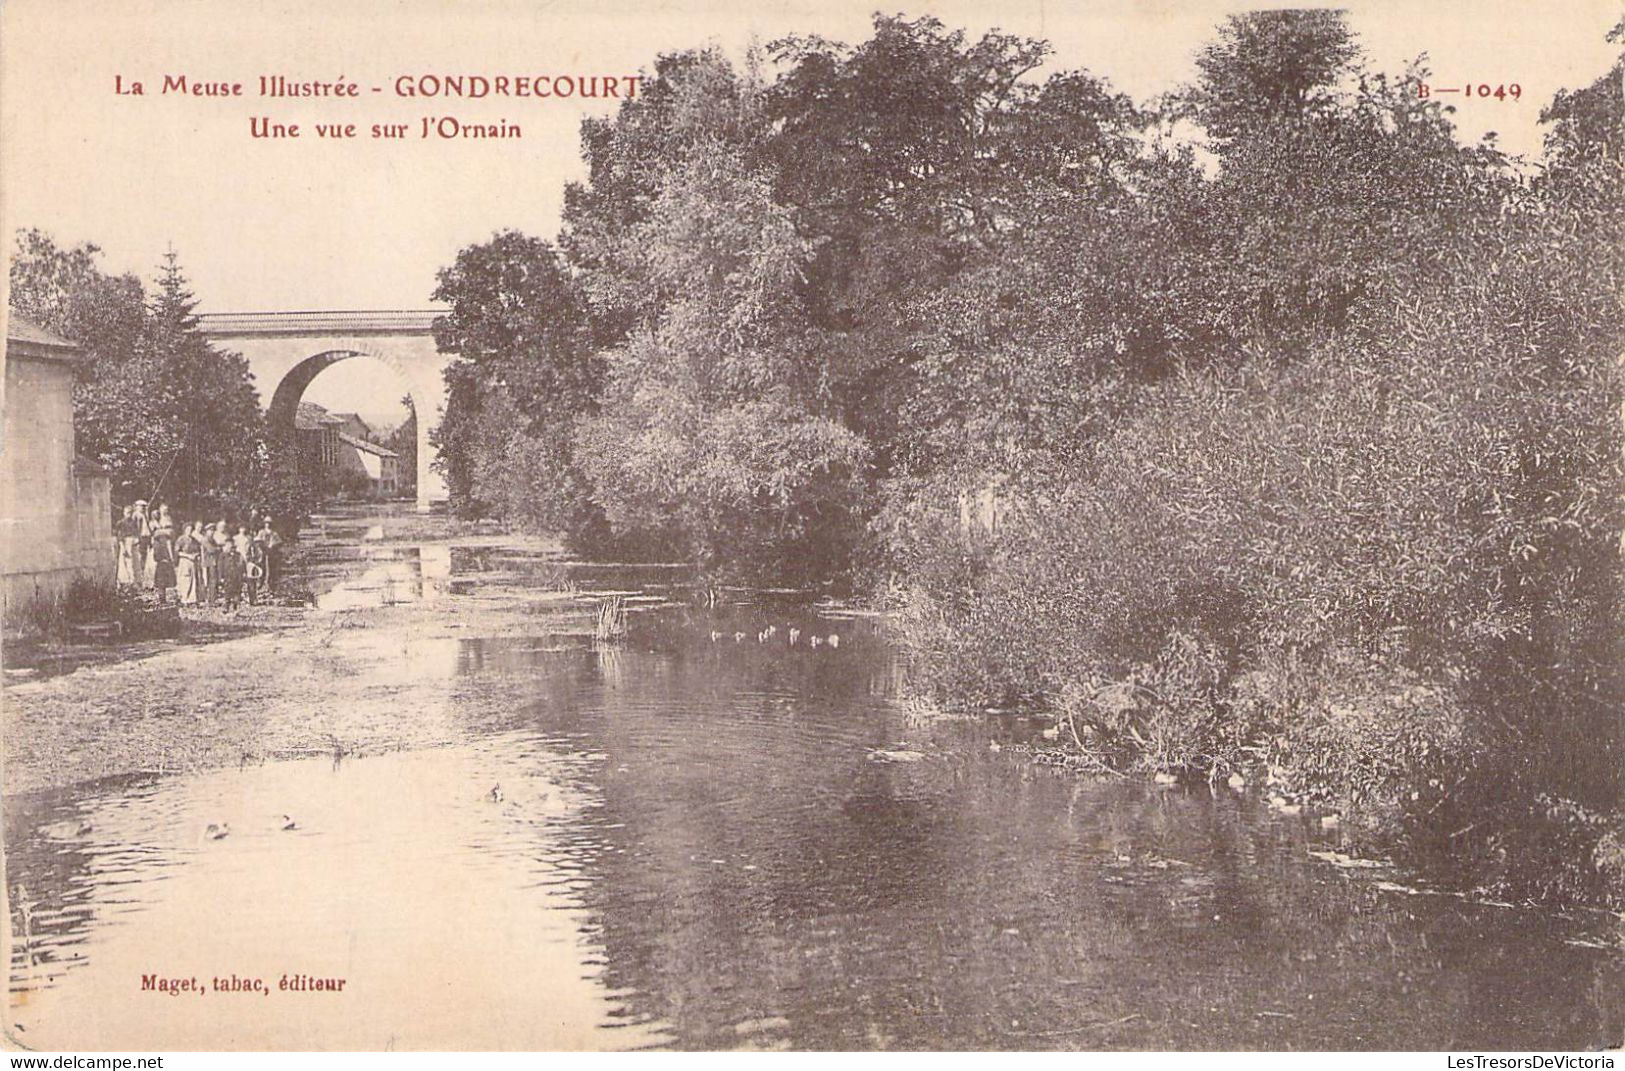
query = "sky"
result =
(2, 0, 1619, 422)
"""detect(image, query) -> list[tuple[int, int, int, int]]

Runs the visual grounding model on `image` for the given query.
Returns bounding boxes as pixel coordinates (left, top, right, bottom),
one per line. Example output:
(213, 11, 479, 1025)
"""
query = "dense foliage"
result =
(430, 231, 610, 548)
(9, 235, 306, 521)
(430, 12, 1621, 901)
(879, 17, 1623, 903)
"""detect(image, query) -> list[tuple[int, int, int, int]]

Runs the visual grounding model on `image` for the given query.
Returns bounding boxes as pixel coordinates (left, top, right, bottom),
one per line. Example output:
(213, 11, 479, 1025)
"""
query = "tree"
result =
(876, 12, 1625, 904)
(431, 230, 604, 538)
(1537, 18, 1624, 214)
(762, 16, 1141, 476)
(140, 250, 264, 513)
(1183, 9, 1360, 144)
(1169, 12, 1514, 365)
(8, 230, 147, 355)
(9, 232, 271, 515)
(384, 397, 418, 499)
(9, 230, 151, 484)
(567, 50, 870, 575)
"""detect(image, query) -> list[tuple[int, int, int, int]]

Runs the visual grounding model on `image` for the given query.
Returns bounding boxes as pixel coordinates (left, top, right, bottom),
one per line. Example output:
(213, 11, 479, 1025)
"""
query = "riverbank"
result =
(892, 570, 1625, 911)
(0, 565, 650, 798)
(6, 539, 1623, 1051)
(1, 513, 593, 795)
(3, 602, 307, 683)
(7, 506, 1621, 921)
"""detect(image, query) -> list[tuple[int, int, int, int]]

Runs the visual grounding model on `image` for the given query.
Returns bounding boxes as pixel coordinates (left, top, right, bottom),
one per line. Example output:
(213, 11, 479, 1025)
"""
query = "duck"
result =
(280, 814, 298, 831)
(734, 631, 746, 643)
(788, 628, 801, 645)
(487, 784, 504, 803)
(709, 630, 722, 642)
(827, 634, 840, 648)
(810, 635, 823, 648)
(204, 822, 230, 841)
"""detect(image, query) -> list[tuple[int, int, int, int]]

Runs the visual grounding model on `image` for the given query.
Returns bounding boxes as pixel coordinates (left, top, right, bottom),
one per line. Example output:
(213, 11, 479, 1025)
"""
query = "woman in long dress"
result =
(174, 522, 200, 606)
(114, 507, 137, 585)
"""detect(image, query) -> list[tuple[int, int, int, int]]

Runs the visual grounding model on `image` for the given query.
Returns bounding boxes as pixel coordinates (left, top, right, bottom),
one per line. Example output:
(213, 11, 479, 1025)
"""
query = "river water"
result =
(6, 514, 1624, 1050)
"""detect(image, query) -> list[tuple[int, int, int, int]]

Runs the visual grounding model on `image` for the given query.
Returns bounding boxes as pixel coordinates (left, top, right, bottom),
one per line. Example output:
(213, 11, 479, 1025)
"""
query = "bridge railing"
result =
(197, 310, 445, 337)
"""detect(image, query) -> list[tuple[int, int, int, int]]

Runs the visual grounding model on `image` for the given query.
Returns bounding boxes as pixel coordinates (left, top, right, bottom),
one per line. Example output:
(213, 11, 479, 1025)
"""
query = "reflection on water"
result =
(7, 741, 667, 1050)
(6, 531, 1624, 1050)
(300, 534, 688, 614)
(300, 540, 431, 612)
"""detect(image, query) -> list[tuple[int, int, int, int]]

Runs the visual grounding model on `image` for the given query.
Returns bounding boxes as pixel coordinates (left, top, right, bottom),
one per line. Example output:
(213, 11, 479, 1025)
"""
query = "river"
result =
(5, 509, 1623, 1050)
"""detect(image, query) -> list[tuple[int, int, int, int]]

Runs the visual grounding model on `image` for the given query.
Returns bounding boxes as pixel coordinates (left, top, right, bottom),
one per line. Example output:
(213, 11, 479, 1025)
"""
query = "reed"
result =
(593, 595, 628, 643)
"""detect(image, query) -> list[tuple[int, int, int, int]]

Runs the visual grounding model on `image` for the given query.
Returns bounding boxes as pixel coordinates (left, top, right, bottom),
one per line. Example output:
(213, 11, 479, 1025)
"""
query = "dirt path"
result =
(1, 584, 603, 796)
(0, 508, 606, 795)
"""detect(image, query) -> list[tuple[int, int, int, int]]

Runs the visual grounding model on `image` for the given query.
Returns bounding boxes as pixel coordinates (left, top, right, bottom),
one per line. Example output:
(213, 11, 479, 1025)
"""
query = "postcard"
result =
(3, 0, 1622, 1054)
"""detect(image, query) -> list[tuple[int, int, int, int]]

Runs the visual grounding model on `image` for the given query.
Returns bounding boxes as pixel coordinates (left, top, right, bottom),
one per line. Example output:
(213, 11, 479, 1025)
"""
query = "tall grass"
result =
(593, 596, 628, 643)
(8, 577, 125, 639)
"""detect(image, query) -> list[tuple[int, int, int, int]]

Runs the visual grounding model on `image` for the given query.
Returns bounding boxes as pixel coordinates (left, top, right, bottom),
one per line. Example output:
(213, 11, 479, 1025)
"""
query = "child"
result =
(255, 517, 282, 592)
(150, 520, 177, 605)
(220, 540, 245, 611)
(245, 538, 267, 606)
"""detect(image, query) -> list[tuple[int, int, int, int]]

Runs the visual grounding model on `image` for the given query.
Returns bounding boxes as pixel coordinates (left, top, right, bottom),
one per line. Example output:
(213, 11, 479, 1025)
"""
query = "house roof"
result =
(331, 411, 374, 436)
(294, 401, 346, 431)
(6, 314, 82, 363)
(338, 432, 398, 458)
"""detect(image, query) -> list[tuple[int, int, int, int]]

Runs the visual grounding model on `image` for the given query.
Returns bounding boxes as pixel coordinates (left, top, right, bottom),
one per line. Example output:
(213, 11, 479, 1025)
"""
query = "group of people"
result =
(115, 500, 284, 611)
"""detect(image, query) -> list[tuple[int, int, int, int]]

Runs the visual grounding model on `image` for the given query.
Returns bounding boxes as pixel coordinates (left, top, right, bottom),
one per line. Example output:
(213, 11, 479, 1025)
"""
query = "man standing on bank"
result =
(198, 521, 222, 608)
(131, 499, 151, 589)
(255, 517, 282, 594)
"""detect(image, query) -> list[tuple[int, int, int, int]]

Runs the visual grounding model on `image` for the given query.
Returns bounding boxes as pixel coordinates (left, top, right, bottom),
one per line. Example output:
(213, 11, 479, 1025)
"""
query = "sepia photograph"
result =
(1, 0, 1621, 1055)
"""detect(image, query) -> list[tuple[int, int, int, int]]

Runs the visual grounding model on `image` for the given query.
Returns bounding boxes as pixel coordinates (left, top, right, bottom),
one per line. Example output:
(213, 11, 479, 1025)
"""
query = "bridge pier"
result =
(408, 364, 448, 512)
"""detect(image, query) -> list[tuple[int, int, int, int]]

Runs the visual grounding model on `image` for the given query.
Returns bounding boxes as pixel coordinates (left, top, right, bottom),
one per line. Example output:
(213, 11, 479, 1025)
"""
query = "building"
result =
(0, 316, 113, 624)
(295, 401, 344, 468)
(295, 401, 401, 499)
(337, 432, 400, 497)
(329, 412, 374, 443)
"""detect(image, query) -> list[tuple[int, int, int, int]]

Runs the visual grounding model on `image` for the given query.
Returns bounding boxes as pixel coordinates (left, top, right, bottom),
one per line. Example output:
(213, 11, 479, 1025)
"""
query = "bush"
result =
(885, 199, 1622, 903)
(8, 577, 163, 640)
(11, 587, 69, 639)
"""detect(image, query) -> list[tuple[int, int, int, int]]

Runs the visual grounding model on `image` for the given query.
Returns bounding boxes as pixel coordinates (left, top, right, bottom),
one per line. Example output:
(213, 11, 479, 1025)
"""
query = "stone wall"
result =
(1, 350, 113, 626)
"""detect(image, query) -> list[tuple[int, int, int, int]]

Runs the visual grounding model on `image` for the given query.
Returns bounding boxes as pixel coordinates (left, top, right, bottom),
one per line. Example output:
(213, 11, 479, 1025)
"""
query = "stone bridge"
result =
(198, 310, 451, 511)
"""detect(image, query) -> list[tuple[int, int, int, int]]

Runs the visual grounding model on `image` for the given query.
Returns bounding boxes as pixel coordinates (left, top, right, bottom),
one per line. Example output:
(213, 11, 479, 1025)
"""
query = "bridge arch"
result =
(266, 347, 425, 502)
(198, 311, 452, 511)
